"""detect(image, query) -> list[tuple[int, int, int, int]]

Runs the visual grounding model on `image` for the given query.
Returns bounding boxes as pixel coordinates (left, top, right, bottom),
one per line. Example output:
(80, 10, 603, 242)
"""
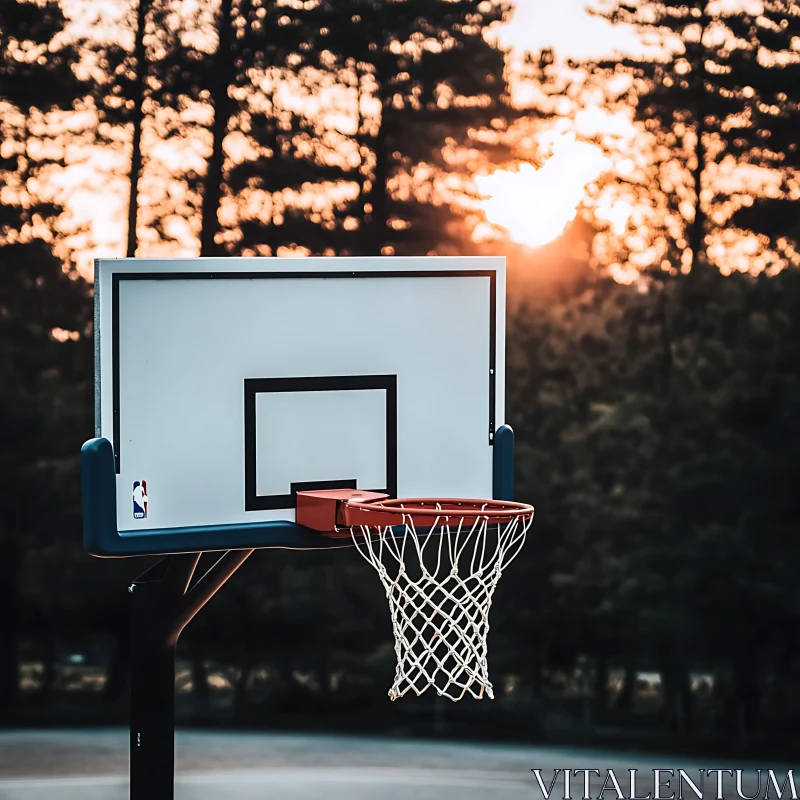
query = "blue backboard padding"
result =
(81, 438, 119, 556)
(81, 426, 516, 557)
(492, 424, 514, 502)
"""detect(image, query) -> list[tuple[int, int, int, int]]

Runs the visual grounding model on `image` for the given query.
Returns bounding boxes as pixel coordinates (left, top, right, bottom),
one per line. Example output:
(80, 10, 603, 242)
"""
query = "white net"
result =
(351, 507, 532, 701)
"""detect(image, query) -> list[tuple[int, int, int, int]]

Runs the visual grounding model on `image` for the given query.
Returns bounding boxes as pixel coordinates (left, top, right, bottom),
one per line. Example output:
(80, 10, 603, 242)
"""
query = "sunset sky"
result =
(476, 0, 646, 251)
(497, 0, 646, 59)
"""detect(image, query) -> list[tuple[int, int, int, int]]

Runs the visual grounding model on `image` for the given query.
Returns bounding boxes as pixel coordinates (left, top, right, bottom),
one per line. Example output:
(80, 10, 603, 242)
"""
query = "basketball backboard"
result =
(82, 256, 509, 556)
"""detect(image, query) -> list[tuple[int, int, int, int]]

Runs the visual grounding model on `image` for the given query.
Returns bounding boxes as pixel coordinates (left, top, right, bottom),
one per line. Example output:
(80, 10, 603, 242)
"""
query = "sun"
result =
(475, 136, 611, 249)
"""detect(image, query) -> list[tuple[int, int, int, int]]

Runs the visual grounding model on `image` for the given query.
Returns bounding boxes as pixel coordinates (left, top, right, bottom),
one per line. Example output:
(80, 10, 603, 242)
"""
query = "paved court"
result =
(0, 729, 787, 799)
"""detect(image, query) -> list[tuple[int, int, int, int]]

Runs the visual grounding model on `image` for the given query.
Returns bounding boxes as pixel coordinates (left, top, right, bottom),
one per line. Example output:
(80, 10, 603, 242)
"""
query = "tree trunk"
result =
(200, 0, 235, 256)
(39, 631, 58, 699)
(126, 0, 149, 258)
(679, 669, 694, 734)
(687, 117, 706, 274)
(687, 4, 710, 275)
(367, 73, 389, 255)
(234, 664, 251, 710)
(0, 535, 20, 719)
(594, 654, 609, 714)
(264, 84, 279, 255)
(733, 657, 759, 747)
(656, 280, 673, 395)
(530, 658, 544, 699)
(615, 662, 637, 711)
(20, 115, 31, 228)
(659, 663, 676, 732)
(190, 649, 209, 702)
(581, 663, 593, 731)
(660, 662, 693, 735)
(353, 63, 368, 256)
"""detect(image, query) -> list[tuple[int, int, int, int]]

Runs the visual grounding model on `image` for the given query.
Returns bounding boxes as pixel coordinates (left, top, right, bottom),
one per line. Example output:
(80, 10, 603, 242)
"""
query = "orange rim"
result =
(341, 497, 534, 530)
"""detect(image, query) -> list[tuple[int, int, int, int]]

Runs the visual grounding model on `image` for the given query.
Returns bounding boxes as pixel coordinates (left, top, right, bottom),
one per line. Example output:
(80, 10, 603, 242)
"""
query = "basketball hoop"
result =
(298, 492, 533, 702)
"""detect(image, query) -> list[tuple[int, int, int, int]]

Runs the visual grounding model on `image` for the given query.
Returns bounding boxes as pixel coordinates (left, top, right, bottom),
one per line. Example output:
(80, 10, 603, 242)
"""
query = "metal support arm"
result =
(128, 549, 253, 800)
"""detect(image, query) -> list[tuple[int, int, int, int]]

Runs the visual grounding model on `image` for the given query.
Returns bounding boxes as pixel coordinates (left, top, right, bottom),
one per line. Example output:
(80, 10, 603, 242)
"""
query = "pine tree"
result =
(128, 0, 358, 255)
(0, 0, 84, 237)
(220, 0, 362, 256)
(591, 0, 800, 273)
(722, 2, 800, 256)
(590, 1, 721, 273)
(88, 0, 196, 255)
(282, 0, 518, 255)
(105, 0, 518, 257)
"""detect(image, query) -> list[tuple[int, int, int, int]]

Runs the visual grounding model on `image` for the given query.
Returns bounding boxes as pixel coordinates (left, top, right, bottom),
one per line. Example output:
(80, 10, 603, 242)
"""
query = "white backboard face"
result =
(95, 257, 505, 533)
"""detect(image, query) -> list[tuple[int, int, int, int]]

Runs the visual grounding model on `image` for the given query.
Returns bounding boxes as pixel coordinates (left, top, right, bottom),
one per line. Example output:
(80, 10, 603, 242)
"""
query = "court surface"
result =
(0, 729, 779, 799)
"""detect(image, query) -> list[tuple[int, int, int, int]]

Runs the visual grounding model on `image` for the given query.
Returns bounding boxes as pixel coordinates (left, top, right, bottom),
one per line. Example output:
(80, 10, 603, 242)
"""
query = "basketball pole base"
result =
(128, 550, 252, 800)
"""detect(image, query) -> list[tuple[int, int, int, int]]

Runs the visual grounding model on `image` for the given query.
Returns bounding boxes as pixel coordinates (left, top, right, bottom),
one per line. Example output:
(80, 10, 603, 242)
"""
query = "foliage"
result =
(724, 2, 800, 250)
(104, 0, 519, 256)
(272, 0, 520, 255)
(0, 0, 93, 717)
(505, 264, 800, 734)
(588, 0, 800, 276)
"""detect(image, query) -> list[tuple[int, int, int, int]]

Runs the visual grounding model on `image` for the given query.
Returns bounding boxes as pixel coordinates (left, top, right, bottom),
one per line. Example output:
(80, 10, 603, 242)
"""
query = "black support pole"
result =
(128, 550, 253, 800)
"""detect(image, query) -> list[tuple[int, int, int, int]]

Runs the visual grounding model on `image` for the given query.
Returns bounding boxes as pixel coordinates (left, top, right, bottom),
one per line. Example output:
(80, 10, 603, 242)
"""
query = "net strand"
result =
(350, 509, 532, 702)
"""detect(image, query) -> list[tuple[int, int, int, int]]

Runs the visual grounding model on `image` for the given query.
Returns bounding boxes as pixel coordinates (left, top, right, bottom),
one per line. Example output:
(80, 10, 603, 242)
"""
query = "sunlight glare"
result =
(475, 137, 610, 248)
(595, 198, 635, 235)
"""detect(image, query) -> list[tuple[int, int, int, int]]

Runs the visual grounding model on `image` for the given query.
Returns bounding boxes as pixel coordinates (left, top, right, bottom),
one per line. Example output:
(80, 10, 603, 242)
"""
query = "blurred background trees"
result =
(1, 0, 799, 754)
(0, 0, 93, 718)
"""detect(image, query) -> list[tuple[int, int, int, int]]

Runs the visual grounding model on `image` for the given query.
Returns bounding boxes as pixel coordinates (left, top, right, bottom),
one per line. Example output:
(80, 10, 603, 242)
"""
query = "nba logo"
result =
(133, 481, 148, 519)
